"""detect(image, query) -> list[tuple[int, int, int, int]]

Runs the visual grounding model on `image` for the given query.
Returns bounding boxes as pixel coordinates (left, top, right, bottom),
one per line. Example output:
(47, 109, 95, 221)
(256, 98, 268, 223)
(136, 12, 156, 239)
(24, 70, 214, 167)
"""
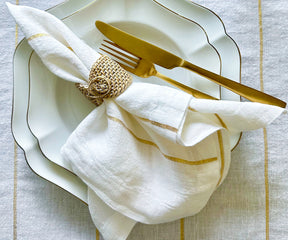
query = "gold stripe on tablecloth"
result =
(13, 1, 19, 239)
(13, 143, 18, 240)
(263, 128, 269, 240)
(180, 218, 185, 240)
(258, 1, 270, 239)
(96, 228, 100, 240)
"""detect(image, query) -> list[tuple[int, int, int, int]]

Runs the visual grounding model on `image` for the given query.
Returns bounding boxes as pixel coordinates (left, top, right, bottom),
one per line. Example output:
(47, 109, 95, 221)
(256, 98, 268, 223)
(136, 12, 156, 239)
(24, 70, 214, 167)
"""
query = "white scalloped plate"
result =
(12, 0, 241, 202)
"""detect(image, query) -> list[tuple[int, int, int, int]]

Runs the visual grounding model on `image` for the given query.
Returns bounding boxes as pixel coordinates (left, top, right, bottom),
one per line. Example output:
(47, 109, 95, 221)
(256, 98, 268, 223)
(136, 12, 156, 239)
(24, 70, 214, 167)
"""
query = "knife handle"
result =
(155, 72, 218, 100)
(181, 60, 286, 108)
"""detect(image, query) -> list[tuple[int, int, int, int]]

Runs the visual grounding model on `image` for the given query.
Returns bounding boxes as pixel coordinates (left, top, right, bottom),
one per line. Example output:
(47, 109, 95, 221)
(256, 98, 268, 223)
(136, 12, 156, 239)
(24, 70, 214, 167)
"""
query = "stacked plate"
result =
(12, 0, 241, 203)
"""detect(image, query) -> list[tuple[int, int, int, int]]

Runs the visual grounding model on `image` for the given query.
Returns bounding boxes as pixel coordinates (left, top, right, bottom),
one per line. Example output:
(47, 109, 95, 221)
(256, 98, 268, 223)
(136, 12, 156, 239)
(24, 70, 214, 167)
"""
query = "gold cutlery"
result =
(96, 21, 286, 108)
(100, 40, 217, 100)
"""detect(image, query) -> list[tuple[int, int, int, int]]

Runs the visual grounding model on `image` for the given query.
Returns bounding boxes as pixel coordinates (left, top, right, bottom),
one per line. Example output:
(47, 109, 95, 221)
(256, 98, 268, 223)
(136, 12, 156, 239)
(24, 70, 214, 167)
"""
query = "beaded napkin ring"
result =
(76, 55, 133, 106)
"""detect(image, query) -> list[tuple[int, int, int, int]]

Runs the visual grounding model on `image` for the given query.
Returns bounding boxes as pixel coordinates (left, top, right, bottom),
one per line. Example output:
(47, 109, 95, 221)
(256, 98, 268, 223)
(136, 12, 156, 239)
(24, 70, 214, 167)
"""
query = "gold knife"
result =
(96, 21, 286, 108)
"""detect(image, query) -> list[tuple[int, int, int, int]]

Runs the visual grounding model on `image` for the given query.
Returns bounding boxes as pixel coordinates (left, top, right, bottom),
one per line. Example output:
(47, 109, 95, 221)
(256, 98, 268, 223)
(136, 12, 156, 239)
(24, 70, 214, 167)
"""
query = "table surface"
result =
(1, 0, 288, 239)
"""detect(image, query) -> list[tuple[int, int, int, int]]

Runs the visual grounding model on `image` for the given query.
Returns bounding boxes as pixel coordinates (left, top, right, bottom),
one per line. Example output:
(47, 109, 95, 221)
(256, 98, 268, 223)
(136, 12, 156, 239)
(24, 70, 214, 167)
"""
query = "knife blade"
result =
(96, 20, 286, 108)
(96, 21, 183, 69)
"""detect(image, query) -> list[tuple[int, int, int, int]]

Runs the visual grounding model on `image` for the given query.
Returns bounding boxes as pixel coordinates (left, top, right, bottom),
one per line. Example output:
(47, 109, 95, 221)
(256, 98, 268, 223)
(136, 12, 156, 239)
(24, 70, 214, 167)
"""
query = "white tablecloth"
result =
(1, 0, 287, 239)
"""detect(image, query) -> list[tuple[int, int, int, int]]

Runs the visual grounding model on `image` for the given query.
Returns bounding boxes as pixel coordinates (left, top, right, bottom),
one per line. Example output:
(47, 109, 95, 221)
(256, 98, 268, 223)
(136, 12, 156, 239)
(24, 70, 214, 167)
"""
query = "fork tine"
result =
(101, 42, 139, 63)
(104, 40, 140, 58)
(114, 60, 136, 73)
(100, 47, 138, 68)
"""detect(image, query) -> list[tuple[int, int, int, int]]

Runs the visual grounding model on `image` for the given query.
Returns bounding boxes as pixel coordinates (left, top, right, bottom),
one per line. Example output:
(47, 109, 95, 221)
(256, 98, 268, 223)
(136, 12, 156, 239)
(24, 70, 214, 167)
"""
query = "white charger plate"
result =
(12, 0, 241, 202)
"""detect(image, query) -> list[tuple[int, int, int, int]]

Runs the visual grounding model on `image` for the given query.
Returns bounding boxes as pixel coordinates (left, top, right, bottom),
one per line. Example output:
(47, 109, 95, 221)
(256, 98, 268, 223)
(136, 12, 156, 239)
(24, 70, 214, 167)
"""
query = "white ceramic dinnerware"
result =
(12, 0, 241, 202)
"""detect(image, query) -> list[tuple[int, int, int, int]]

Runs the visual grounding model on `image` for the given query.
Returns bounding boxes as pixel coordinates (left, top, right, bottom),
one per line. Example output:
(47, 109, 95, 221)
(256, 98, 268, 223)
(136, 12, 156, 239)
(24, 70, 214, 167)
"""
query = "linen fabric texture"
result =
(7, 3, 285, 240)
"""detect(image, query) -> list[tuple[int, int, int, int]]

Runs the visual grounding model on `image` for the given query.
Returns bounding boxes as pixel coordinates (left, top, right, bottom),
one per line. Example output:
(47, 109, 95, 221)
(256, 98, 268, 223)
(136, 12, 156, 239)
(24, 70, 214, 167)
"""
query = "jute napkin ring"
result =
(76, 55, 133, 106)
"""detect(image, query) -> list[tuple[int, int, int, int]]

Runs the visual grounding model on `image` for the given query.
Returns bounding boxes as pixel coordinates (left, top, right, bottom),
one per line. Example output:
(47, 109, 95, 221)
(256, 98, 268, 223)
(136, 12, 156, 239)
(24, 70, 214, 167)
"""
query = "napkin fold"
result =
(8, 3, 286, 240)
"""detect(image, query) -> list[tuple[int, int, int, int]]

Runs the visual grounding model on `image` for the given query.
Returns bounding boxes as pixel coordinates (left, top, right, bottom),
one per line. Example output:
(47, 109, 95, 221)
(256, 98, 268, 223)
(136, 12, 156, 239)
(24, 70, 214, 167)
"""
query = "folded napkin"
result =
(8, 3, 286, 240)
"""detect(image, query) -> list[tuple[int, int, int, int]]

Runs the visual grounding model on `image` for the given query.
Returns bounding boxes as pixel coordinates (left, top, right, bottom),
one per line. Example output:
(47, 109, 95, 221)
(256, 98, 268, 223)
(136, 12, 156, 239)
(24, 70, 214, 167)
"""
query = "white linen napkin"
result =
(7, 3, 286, 240)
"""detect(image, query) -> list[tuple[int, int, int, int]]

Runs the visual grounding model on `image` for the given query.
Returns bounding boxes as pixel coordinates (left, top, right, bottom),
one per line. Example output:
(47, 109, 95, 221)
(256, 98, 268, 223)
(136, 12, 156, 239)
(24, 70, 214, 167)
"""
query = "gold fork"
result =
(100, 40, 218, 100)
